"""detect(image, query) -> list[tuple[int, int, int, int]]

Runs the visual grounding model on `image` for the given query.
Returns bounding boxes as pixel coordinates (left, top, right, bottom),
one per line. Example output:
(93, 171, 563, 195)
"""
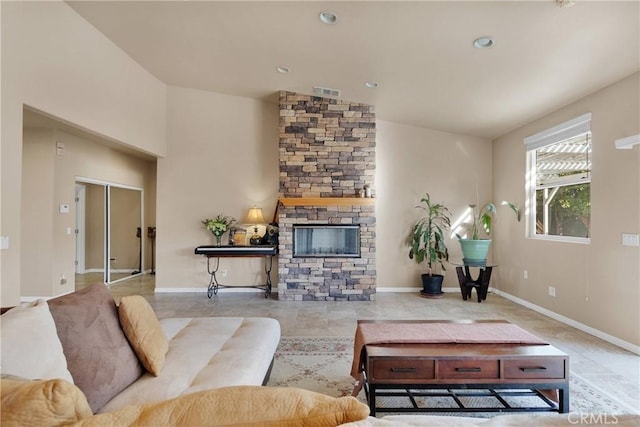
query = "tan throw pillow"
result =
(118, 295, 168, 376)
(0, 299, 74, 383)
(47, 284, 143, 412)
(68, 386, 370, 427)
(1, 378, 92, 427)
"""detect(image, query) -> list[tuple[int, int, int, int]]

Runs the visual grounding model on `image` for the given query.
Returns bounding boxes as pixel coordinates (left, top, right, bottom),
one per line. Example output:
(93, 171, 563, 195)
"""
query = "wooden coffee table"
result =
(355, 321, 570, 416)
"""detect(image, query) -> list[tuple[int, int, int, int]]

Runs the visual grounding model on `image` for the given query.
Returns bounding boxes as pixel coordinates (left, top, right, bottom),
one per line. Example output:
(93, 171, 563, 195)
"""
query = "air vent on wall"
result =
(313, 86, 341, 98)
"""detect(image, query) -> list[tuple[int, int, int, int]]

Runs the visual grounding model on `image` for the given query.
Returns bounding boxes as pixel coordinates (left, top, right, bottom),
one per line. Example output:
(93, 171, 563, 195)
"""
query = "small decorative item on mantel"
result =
(202, 214, 236, 246)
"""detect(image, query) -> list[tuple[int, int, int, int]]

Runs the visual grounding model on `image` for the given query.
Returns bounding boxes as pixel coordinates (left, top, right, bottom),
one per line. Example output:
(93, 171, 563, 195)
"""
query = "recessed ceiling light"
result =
(364, 81, 379, 89)
(276, 65, 290, 74)
(473, 37, 494, 49)
(319, 11, 338, 25)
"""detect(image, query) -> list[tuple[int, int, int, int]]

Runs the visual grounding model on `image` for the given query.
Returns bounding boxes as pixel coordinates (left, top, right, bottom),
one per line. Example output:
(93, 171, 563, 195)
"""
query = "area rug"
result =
(267, 336, 637, 416)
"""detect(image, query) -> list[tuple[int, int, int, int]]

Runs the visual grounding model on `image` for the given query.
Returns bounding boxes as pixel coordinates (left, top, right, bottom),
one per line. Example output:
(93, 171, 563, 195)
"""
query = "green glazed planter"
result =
(458, 239, 492, 265)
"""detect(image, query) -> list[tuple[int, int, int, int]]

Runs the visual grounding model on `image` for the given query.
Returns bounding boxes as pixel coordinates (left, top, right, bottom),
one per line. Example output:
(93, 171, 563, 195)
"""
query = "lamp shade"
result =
(246, 207, 266, 225)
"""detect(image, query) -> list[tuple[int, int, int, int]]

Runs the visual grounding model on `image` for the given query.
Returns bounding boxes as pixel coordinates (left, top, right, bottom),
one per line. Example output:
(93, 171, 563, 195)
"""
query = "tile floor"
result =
(100, 274, 640, 413)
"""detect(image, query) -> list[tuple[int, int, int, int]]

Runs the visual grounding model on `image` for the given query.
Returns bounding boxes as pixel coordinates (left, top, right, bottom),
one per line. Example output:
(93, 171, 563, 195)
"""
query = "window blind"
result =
(524, 113, 592, 151)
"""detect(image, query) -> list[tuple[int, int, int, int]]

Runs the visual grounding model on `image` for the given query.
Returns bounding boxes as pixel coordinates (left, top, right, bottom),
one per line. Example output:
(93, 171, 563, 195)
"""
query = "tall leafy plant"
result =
(408, 193, 452, 276)
(466, 201, 520, 240)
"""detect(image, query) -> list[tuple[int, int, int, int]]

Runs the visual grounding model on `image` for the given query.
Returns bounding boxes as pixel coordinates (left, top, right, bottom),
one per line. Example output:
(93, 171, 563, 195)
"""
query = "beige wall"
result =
(157, 87, 493, 293)
(1, 1, 166, 305)
(493, 72, 640, 347)
(156, 87, 279, 290)
(376, 120, 493, 288)
(20, 125, 155, 297)
(21, 129, 56, 295)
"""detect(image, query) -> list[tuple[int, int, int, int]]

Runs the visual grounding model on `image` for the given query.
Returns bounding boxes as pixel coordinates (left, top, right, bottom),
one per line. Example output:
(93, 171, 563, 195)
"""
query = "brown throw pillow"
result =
(118, 295, 168, 376)
(1, 378, 92, 427)
(47, 284, 143, 412)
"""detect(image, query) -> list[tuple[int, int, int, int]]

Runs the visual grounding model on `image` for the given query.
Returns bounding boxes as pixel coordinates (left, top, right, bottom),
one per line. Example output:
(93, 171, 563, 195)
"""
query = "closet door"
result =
(107, 185, 143, 284)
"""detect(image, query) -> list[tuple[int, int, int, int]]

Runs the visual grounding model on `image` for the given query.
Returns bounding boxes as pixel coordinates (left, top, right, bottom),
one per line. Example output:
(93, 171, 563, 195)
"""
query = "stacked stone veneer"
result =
(278, 91, 376, 301)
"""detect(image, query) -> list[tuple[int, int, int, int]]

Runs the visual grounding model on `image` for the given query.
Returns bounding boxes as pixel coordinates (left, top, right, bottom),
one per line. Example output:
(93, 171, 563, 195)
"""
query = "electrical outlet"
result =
(523, 270, 528, 280)
(60, 275, 67, 285)
(548, 286, 556, 297)
(222, 269, 228, 278)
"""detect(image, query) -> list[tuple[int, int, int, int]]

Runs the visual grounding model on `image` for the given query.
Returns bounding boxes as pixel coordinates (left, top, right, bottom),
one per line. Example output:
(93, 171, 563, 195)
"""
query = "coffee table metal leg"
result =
(559, 385, 569, 413)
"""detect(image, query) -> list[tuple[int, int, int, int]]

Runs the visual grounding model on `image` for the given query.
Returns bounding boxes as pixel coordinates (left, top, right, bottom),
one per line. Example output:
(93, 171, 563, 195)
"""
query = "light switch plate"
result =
(622, 233, 639, 247)
(0, 236, 9, 250)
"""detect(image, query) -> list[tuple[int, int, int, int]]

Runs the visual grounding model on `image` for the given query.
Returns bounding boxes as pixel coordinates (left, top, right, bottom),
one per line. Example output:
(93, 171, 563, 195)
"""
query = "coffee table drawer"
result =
(370, 358, 435, 380)
(504, 358, 566, 379)
(439, 359, 499, 379)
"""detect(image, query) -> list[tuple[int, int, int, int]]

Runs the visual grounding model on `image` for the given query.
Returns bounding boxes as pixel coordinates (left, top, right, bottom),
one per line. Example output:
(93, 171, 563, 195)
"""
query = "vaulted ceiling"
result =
(67, 1, 639, 139)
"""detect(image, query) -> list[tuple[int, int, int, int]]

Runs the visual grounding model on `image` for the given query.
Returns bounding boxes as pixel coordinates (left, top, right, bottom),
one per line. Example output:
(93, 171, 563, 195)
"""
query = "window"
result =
(524, 113, 591, 242)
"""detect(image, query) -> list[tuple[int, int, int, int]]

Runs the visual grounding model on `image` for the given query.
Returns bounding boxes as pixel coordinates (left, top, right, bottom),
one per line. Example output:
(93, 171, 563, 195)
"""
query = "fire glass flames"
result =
(293, 224, 360, 258)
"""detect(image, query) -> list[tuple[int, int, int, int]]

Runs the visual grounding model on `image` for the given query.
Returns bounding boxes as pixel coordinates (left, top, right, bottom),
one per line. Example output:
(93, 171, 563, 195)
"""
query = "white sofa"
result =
(1, 285, 373, 427)
(100, 316, 281, 413)
(0, 283, 280, 414)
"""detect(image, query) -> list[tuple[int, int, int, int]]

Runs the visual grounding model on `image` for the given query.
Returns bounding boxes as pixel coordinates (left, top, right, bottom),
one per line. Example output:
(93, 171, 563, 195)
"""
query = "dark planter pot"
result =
(420, 274, 444, 299)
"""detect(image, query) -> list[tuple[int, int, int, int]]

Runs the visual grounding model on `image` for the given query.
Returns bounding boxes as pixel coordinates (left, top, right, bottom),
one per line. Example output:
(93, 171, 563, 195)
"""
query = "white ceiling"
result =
(67, 1, 639, 140)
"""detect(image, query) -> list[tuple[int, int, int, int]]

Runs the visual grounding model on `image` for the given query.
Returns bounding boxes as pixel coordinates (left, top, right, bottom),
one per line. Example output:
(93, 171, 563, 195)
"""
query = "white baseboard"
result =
(376, 286, 460, 293)
(155, 287, 264, 294)
(157, 286, 460, 294)
(493, 289, 640, 356)
(111, 269, 137, 273)
(376, 286, 420, 293)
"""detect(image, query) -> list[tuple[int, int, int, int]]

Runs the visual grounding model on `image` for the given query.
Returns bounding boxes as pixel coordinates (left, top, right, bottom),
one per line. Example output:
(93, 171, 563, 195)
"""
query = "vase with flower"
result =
(202, 215, 236, 246)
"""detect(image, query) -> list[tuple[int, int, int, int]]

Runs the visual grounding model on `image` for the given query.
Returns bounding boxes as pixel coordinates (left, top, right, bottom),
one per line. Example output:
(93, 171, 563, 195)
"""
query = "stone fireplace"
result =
(277, 91, 376, 301)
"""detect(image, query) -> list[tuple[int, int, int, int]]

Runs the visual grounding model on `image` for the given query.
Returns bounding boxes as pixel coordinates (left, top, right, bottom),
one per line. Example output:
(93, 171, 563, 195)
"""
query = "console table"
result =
(194, 245, 278, 298)
(352, 320, 569, 416)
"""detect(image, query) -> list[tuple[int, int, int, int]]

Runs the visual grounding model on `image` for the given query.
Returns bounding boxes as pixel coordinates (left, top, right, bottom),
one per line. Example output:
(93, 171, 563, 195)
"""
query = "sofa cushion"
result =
(0, 378, 92, 427)
(118, 295, 168, 376)
(47, 284, 143, 412)
(0, 299, 74, 383)
(69, 386, 369, 427)
(99, 317, 281, 413)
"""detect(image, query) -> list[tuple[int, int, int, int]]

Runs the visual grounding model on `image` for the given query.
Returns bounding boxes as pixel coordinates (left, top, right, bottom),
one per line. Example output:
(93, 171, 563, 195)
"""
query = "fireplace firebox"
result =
(293, 224, 360, 258)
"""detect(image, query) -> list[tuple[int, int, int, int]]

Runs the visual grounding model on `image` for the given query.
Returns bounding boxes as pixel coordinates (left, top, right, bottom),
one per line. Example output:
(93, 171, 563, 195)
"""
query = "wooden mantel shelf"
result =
(278, 197, 375, 207)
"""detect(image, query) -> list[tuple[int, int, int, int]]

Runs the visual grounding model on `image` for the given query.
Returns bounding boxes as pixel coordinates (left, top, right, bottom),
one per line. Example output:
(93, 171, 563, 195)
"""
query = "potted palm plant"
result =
(408, 193, 452, 298)
(456, 201, 520, 265)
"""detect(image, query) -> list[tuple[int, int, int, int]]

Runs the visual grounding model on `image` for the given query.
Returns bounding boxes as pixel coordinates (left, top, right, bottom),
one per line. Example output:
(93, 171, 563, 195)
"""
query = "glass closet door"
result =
(107, 185, 143, 284)
(75, 178, 143, 286)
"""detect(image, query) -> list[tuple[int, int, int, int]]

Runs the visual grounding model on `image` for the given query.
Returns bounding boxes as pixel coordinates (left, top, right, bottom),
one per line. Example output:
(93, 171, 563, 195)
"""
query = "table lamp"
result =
(246, 206, 266, 245)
